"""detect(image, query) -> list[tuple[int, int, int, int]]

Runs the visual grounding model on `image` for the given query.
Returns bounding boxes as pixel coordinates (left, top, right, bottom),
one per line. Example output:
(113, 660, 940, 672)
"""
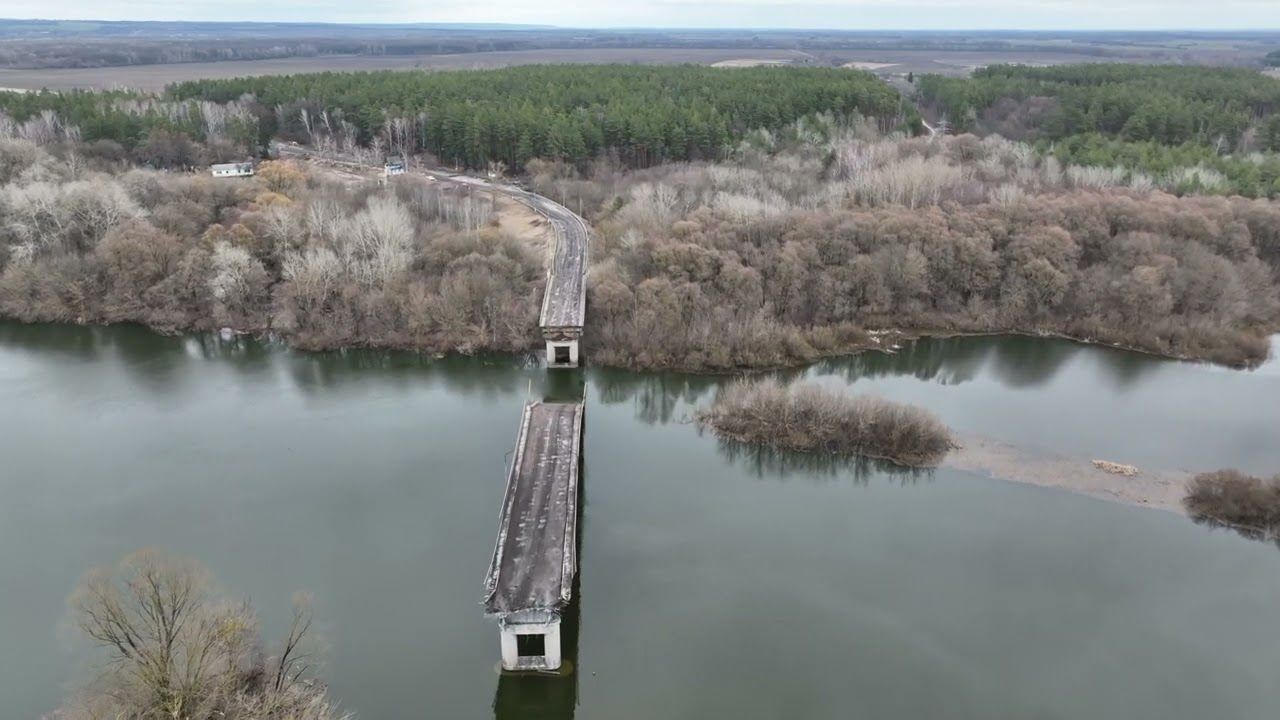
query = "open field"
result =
(824, 48, 1151, 76)
(0, 47, 812, 91)
(1, 24, 1279, 90)
(711, 57, 797, 68)
(1, 43, 1265, 91)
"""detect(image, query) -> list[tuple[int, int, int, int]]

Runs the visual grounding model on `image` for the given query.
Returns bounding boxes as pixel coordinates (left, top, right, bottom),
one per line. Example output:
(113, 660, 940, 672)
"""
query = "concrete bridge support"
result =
(499, 612, 564, 671)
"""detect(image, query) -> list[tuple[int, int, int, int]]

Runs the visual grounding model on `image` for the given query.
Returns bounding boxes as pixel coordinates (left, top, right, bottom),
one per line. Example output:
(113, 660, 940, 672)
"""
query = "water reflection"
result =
(491, 594, 581, 720)
(182, 333, 278, 385)
(542, 368, 587, 404)
(0, 320, 551, 402)
(1188, 516, 1280, 550)
(0, 321, 191, 395)
(813, 335, 1167, 390)
(0, 320, 113, 361)
(712, 436, 935, 485)
(280, 349, 541, 399)
(591, 368, 719, 425)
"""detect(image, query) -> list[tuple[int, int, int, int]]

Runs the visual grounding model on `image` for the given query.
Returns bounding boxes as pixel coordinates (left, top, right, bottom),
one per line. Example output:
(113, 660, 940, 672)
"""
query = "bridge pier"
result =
(544, 329, 582, 369)
(499, 611, 564, 671)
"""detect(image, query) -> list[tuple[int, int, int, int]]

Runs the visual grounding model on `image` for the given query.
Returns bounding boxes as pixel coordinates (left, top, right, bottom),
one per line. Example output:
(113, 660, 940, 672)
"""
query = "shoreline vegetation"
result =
(695, 379, 954, 468)
(2, 63, 1280, 371)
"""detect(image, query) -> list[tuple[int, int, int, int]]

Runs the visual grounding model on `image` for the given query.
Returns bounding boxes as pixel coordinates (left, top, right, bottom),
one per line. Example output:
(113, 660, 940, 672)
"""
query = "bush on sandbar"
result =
(695, 378, 953, 467)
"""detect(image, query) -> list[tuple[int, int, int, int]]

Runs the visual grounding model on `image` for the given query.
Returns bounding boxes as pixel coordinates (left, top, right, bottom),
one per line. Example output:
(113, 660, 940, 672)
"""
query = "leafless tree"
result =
(56, 549, 347, 720)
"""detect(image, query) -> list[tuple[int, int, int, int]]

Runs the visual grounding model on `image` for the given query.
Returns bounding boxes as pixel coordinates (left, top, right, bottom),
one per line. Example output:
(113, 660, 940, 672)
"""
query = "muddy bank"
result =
(945, 432, 1189, 513)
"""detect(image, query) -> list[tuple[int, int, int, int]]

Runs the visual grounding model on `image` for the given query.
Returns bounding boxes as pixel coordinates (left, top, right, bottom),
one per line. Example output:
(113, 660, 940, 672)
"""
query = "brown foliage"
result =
(696, 378, 953, 467)
(0, 158, 545, 356)
(55, 549, 345, 720)
(1184, 469, 1280, 543)
(587, 159, 1280, 371)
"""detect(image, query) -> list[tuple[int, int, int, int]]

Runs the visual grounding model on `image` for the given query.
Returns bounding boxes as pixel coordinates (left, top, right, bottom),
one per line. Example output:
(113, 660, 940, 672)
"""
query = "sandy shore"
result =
(944, 432, 1188, 513)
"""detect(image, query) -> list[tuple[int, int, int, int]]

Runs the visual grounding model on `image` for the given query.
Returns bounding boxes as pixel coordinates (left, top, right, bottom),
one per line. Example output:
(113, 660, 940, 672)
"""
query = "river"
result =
(2, 322, 1278, 719)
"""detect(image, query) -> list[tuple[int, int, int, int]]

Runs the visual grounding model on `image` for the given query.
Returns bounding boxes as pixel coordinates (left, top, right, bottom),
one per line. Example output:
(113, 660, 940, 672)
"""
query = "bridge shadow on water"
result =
(490, 593, 581, 720)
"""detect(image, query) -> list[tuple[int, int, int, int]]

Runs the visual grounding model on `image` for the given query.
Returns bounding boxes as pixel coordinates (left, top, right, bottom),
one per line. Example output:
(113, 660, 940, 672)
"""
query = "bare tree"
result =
(57, 549, 346, 720)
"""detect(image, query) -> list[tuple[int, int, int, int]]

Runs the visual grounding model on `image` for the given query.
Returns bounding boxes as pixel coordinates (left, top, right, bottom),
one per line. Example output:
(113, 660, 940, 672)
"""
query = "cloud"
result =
(4, 0, 1279, 28)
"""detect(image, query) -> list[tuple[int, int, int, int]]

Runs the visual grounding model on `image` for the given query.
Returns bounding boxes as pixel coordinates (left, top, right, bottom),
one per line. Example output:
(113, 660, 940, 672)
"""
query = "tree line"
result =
(565, 123, 1280, 371)
(0, 141, 543, 354)
(919, 64, 1280, 149)
(166, 65, 912, 169)
(916, 63, 1280, 197)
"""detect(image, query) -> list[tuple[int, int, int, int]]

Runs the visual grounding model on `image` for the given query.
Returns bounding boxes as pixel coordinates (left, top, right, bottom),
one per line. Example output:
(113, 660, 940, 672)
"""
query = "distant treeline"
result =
(920, 64, 1280, 148)
(918, 64, 1280, 196)
(0, 65, 908, 170)
(0, 21, 1231, 69)
(166, 65, 911, 169)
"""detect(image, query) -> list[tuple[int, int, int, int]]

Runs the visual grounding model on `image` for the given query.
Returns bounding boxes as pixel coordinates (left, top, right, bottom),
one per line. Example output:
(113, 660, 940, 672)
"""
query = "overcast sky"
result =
(5, 0, 1280, 30)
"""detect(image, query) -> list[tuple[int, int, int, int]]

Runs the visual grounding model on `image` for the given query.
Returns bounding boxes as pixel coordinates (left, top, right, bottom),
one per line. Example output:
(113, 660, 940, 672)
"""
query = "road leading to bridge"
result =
(272, 144, 589, 365)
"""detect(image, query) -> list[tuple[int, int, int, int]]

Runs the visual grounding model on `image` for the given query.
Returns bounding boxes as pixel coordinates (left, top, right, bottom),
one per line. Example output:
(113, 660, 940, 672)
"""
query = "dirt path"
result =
(944, 433, 1188, 513)
(493, 194, 554, 258)
(304, 160, 555, 265)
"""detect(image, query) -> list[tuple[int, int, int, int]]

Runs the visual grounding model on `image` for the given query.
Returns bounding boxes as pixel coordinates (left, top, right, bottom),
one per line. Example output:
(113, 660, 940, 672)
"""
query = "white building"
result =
(384, 160, 406, 178)
(210, 162, 255, 178)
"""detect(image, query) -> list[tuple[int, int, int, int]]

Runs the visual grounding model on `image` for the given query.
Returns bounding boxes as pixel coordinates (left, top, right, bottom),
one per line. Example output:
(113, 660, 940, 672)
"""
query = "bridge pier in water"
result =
(544, 329, 582, 369)
(499, 611, 565, 672)
(484, 401, 585, 673)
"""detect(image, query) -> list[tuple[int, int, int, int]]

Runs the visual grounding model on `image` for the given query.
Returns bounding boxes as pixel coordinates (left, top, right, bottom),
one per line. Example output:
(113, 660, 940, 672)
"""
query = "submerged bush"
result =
(1184, 469, 1280, 542)
(695, 379, 953, 467)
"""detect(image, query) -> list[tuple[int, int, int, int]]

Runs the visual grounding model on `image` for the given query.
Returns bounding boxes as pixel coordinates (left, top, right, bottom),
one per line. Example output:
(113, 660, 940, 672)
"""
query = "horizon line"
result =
(4, 18, 1280, 33)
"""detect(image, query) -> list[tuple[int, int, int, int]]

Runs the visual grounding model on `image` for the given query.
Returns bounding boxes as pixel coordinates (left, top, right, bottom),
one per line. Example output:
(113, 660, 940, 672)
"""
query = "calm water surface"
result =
(2, 322, 1278, 719)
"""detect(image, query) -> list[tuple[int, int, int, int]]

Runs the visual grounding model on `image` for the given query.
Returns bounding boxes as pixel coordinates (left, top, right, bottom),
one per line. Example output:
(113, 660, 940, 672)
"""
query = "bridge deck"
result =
(483, 401, 584, 618)
(527, 193, 587, 332)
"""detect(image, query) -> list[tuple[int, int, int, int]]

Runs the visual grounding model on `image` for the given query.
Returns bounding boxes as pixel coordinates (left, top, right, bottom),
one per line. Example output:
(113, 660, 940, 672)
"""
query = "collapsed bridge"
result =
(483, 401, 585, 672)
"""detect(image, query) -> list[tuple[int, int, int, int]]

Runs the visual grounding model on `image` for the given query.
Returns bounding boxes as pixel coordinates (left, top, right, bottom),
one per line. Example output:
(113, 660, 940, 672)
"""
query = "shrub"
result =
(1184, 469, 1280, 542)
(54, 549, 346, 720)
(695, 379, 953, 467)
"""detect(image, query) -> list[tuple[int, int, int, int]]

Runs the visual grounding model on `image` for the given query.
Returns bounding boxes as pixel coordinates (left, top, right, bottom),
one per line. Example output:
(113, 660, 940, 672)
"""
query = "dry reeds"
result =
(1184, 469, 1280, 542)
(696, 378, 953, 468)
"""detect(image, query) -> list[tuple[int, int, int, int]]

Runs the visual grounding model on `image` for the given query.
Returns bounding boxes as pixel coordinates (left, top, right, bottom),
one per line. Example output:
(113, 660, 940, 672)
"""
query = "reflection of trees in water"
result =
(713, 436, 934, 485)
(0, 321, 109, 361)
(281, 348, 540, 399)
(0, 321, 190, 394)
(813, 335, 1161, 391)
(0, 322, 550, 400)
(1090, 341, 1174, 389)
(1189, 516, 1280, 551)
(591, 368, 720, 425)
(814, 337, 993, 387)
(184, 333, 274, 380)
(986, 336, 1079, 388)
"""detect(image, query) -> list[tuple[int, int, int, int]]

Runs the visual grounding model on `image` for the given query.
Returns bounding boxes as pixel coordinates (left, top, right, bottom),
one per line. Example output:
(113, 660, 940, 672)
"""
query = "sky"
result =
(4, 0, 1280, 31)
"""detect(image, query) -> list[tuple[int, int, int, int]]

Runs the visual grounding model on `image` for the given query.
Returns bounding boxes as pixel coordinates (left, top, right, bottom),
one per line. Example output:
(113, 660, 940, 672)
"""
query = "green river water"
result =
(1, 321, 1278, 719)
